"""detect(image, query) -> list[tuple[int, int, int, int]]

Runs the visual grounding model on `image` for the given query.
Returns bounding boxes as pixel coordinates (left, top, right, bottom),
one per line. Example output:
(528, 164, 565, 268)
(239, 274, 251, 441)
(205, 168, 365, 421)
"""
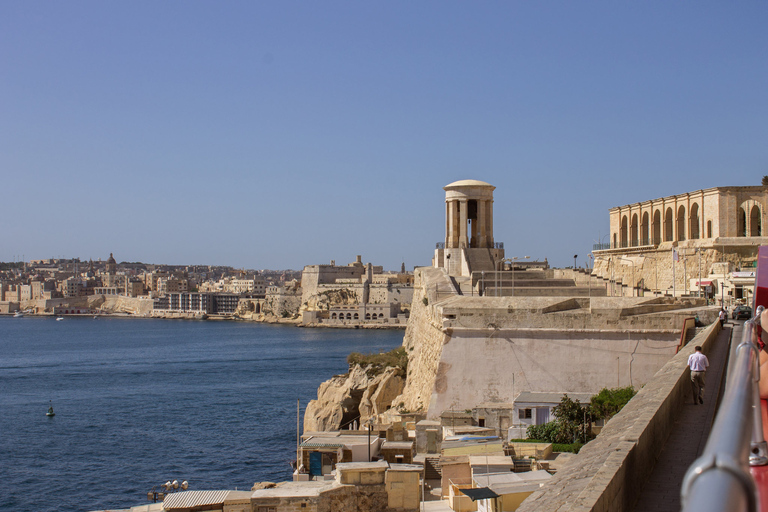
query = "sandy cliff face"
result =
(303, 365, 405, 432)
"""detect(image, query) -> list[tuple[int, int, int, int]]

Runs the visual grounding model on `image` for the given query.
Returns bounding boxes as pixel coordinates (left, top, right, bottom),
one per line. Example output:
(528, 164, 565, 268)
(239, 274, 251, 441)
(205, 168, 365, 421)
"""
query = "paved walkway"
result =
(632, 321, 738, 512)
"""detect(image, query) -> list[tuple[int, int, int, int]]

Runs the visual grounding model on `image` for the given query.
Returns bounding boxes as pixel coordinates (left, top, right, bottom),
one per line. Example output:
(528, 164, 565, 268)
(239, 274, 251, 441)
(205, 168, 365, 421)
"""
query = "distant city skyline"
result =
(2, 2, 766, 270)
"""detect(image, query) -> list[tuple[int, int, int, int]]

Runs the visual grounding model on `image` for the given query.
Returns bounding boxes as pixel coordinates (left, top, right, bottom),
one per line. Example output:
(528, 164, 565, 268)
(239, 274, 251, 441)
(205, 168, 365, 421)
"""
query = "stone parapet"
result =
(516, 320, 722, 512)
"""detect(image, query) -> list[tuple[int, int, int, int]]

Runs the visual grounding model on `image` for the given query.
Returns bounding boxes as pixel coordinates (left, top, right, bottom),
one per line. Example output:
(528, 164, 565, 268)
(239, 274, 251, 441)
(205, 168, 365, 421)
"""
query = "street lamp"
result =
(495, 256, 530, 297)
(510, 256, 530, 297)
(367, 417, 375, 461)
(619, 257, 635, 297)
(640, 255, 658, 296)
(573, 254, 578, 269)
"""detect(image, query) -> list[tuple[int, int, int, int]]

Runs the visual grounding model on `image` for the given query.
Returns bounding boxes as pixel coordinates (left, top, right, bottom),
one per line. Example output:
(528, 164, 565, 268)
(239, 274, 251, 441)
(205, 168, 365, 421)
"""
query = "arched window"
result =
(620, 216, 628, 247)
(365, 313, 371, 320)
(751, 205, 761, 236)
(738, 207, 747, 237)
(354, 313, 359, 319)
(641, 212, 649, 246)
(707, 220, 712, 238)
(664, 208, 674, 242)
(652, 210, 661, 245)
(690, 203, 700, 240)
(677, 205, 686, 241)
(331, 313, 337, 319)
(345, 313, 351, 320)
(630, 214, 638, 247)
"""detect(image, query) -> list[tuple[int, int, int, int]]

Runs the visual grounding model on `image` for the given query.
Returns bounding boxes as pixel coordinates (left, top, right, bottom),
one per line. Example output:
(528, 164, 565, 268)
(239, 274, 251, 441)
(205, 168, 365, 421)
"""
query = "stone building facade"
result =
(594, 186, 768, 302)
(607, 186, 768, 248)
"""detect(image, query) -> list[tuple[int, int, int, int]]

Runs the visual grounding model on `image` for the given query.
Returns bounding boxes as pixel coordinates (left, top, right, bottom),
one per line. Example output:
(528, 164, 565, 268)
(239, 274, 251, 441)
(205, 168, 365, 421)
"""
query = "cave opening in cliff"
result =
(340, 389, 364, 429)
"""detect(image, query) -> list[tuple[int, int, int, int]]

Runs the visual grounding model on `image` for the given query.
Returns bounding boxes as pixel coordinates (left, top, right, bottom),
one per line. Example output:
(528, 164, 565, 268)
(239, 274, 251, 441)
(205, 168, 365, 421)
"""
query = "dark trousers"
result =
(691, 370, 706, 403)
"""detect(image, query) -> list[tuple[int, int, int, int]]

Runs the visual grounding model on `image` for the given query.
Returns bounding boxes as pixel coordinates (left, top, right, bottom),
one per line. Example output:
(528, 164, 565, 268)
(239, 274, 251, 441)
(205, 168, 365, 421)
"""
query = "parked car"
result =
(732, 305, 753, 320)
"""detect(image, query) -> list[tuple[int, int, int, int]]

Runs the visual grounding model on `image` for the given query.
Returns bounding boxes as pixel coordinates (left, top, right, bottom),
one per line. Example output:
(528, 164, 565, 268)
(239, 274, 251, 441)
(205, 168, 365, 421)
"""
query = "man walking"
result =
(688, 345, 709, 405)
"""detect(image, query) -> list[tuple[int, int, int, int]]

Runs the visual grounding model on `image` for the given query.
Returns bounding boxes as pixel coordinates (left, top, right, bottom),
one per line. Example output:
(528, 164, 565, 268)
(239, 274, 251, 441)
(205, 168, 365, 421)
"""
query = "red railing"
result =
(681, 245, 768, 511)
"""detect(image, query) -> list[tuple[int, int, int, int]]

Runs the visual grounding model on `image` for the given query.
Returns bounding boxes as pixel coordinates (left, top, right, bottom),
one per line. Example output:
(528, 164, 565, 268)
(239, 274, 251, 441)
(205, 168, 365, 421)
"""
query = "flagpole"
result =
(673, 250, 676, 298)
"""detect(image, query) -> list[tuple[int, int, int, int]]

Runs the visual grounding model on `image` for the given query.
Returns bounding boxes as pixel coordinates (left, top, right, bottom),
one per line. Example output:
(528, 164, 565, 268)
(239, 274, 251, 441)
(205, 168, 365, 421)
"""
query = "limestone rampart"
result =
(427, 327, 680, 419)
(592, 240, 760, 298)
(389, 267, 448, 414)
(516, 320, 722, 512)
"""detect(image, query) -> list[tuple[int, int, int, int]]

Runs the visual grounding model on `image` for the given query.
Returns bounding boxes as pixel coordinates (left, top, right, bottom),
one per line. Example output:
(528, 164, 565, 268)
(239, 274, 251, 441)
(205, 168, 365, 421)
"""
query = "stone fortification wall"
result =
(368, 284, 413, 307)
(17, 295, 154, 316)
(389, 267, 450, 415)
(437, 296, 715, 331)
(100, 295, 154, 315)
(263, 290, 302, 319)
(304, 284, 363, 312)
(301, 264, 365, 306)
(428, 327, 678, 419)
(592, 241, 760, 296)
(393, 269, 717, 420)
(517, 320, 722, 512)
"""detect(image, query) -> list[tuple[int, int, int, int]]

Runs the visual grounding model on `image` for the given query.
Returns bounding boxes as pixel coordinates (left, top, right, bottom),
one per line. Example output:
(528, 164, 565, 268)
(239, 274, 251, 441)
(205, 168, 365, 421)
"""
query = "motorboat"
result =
(56, 317, 64, 321)
(13, 311, 24, 318)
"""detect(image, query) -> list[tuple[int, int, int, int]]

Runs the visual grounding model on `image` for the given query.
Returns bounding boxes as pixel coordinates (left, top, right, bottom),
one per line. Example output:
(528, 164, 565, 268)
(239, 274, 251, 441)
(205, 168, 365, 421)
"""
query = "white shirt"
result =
(688, 352, 709, 372)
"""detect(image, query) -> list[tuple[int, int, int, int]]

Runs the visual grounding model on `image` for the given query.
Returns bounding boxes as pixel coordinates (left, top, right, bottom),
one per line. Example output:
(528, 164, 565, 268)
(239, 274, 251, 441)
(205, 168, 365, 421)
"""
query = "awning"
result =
(696, 281, 713, 286)
(460, 487, 500, 501)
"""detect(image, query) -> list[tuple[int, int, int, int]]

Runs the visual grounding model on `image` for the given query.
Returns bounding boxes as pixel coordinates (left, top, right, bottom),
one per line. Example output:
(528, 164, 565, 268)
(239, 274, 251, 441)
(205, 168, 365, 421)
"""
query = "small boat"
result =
(56, 317, 64, 321)
(13, 311, 24, 318)
(46, 402, 55, 417)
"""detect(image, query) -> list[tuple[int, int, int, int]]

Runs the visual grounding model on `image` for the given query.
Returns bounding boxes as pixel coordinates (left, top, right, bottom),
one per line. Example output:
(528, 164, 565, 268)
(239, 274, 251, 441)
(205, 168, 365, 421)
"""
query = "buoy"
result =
(47, 402, 55, 417)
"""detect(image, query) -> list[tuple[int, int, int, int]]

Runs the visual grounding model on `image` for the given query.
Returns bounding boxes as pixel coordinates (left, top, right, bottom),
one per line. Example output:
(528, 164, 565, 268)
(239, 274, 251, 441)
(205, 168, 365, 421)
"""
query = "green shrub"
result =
(347, 347, 408, 377)
(552, 442, 583, 453)
(590, 386, 636, 421)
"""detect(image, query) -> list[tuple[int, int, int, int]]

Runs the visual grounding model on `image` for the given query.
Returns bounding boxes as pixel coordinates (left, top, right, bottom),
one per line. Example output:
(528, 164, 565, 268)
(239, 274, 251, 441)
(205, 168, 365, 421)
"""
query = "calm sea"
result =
(0, 316, 404, 512)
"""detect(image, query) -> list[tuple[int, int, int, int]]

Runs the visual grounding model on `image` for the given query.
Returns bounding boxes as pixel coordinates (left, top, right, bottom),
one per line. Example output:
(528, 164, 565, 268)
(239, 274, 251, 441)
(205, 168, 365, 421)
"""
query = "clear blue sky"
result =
(2, 2, 766, 270)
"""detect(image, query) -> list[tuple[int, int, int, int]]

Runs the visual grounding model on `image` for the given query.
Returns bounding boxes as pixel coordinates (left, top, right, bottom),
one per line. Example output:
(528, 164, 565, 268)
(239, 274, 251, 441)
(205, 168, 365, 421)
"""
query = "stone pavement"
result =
(632, 321, 737, 512)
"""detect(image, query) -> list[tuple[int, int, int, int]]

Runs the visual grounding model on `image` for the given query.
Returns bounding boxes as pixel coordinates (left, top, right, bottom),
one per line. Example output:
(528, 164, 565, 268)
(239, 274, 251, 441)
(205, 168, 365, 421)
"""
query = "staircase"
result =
(424, 456, 442, 480)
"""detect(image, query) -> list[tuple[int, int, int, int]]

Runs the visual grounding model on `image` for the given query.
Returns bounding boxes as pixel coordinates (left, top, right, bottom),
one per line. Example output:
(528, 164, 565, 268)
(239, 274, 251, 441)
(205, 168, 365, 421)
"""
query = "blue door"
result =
(309, 452, 322, 477)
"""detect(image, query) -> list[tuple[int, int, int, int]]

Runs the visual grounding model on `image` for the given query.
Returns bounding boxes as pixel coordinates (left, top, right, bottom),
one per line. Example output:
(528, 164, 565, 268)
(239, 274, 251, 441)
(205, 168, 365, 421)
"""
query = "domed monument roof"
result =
(444, 179, 494, 189)
(107, 253, 116, 264)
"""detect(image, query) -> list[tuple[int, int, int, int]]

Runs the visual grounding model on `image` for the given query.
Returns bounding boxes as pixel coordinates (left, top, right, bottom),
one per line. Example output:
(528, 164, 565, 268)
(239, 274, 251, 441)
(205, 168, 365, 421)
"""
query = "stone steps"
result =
(424, 456, 442, 480)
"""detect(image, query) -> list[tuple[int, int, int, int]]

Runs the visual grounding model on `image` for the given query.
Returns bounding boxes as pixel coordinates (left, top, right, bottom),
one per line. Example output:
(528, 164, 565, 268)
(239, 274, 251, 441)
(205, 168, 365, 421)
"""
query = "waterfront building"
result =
(300, 255, 414, 327)
(152, 292, 240, 317)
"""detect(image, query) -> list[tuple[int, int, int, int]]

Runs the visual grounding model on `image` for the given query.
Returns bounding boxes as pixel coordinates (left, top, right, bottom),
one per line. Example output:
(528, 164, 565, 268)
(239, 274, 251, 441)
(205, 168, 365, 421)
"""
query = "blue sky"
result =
(1, 2, 766, 270)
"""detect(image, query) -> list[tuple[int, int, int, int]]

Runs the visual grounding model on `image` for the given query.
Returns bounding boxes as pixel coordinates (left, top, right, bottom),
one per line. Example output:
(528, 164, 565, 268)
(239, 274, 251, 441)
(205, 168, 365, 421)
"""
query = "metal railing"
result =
(681, 315, 768, 512)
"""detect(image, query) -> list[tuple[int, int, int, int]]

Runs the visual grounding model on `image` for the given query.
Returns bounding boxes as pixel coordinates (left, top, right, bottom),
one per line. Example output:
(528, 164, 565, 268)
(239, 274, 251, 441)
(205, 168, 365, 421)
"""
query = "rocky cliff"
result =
(303, 364, 405, 432)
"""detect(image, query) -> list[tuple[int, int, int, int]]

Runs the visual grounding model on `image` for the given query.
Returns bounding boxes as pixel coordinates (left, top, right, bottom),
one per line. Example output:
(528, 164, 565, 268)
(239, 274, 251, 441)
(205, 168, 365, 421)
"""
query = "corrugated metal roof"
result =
(300, 441, 344, 448)
(162, 490, 230, 510)
(513, 391, 593, 405)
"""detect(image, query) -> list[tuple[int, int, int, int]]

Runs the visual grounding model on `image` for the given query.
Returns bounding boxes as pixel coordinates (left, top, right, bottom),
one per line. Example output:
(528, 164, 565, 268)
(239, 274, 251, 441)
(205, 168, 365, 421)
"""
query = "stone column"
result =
(445, 201, 450, 247)
(488, 199, 494, 247)
(478, 199, 487, 248)
(459, 199, 468, 248)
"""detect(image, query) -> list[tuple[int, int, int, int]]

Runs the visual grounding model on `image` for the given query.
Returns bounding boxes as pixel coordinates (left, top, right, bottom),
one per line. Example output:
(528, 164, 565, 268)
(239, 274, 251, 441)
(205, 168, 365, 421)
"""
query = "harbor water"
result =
(0, 316, 404, 512)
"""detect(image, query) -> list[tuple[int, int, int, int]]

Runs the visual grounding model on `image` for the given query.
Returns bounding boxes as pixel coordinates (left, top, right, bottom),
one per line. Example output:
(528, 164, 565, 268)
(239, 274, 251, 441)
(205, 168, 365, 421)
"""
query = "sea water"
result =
(0, 316, 404, 512)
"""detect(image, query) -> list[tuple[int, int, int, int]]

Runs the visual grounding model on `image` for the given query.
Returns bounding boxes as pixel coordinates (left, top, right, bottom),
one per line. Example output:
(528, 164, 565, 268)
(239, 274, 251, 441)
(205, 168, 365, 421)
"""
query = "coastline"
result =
(2, 311, 407, 329)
